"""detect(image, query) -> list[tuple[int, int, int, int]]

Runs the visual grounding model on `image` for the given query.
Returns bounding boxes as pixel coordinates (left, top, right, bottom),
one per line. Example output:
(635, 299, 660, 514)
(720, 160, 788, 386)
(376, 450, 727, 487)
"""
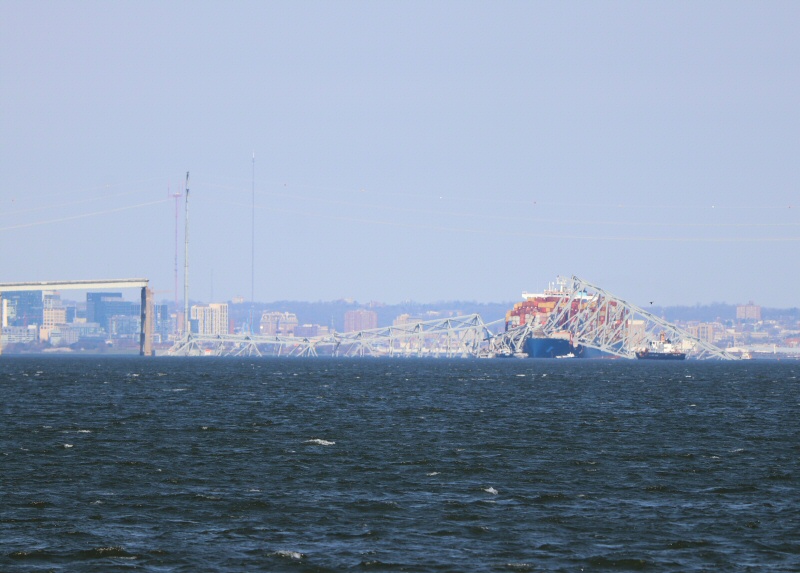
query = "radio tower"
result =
(183, 171, 190, 339)
(251, 152, 255, 334)
(170, 182, 183, 328)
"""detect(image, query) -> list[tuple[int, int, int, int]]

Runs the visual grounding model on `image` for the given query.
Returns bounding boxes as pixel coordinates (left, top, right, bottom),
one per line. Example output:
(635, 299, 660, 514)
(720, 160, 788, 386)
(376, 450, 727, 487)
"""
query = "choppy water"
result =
(1, 357, 798, 572)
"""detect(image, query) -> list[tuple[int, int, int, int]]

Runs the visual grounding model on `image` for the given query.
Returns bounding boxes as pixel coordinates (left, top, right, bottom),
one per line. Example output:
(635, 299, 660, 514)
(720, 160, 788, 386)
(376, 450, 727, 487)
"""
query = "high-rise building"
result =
(40, 292, 67, 342)
(688, 322, 718, 343)
(109, 315, 141, 338)
(736, 302, 762, 321)
(190, 303, 229, 335)
(344, 309, 378, 332)
(86, 293, 139, 333)
(2, 290, 43, 327)
(153, 304, 170, 343)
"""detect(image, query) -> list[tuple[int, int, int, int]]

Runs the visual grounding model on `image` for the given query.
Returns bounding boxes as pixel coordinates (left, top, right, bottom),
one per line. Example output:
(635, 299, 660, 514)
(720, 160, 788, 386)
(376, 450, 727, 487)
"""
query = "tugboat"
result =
(635, 333, 686, 360)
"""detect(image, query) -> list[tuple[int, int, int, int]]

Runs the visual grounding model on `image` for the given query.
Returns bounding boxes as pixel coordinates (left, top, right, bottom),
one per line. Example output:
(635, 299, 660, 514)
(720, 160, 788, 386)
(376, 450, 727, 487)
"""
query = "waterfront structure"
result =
(1, 326, 38, 345)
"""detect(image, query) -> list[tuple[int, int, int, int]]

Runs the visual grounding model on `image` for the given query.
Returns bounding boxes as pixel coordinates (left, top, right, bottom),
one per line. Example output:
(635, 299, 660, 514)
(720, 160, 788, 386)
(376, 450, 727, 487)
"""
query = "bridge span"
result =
(170, 313, 502, 358)
(169, 276, 737, 360)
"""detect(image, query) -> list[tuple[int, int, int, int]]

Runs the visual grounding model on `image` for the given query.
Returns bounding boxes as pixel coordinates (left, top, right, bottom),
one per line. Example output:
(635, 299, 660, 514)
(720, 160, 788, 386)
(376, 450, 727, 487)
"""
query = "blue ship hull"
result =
(523, 338, 612, 359)
(524, 337, 573, 358)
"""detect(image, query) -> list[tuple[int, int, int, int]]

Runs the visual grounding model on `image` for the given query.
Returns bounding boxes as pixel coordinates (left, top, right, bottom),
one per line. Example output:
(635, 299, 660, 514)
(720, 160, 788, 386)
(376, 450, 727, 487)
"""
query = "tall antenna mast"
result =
(170, 182, 182, 323)
(183, 171, 190, 338)
(251, 152, 255, 333)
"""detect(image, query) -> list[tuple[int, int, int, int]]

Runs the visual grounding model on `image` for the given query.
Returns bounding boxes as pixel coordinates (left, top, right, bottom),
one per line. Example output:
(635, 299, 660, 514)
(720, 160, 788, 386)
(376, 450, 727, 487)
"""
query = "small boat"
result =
(636, 334, 686, 360)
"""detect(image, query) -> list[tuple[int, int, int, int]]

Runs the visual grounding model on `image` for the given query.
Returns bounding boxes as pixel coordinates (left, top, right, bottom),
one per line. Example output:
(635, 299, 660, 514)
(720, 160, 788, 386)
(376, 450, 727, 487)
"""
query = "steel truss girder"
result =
(488, 322, 534, 356)
(167, 314, 503, 358)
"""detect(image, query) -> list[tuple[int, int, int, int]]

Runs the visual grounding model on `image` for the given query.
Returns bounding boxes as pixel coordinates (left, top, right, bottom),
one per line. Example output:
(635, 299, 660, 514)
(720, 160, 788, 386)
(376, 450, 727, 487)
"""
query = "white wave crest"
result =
(274, 550, 304, 560)
(304, 439, 335, 446)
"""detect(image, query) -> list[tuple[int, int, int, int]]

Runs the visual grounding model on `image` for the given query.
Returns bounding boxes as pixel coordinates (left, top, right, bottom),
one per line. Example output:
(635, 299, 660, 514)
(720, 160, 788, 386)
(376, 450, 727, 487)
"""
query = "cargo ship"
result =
(505, 279, 629, 358)
(506, 280, 585, 358)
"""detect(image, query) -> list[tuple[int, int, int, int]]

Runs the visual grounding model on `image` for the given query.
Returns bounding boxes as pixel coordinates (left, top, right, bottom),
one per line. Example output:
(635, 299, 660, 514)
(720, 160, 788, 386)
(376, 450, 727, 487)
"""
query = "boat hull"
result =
(524, 337, 573, 358)
(635, 351, 686, 360)
(521, 338, 615, 359)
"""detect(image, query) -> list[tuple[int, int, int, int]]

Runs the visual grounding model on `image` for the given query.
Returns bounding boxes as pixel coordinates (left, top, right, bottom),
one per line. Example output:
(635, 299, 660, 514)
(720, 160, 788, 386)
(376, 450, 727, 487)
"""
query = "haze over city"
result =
(1, 2, 798, 308)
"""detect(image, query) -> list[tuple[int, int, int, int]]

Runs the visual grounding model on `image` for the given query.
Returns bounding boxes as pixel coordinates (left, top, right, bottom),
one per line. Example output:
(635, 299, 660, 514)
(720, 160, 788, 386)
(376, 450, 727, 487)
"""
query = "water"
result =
(1, 357, 798, 572)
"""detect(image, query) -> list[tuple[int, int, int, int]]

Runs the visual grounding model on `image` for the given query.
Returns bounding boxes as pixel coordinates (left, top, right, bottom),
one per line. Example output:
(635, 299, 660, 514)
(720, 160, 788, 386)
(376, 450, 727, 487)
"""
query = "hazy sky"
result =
(2, 1, 798, 307)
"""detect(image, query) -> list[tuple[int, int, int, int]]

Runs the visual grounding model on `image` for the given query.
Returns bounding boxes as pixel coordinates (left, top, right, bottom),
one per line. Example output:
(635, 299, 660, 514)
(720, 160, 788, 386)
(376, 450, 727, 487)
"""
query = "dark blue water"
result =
(1, 357, 798, 572)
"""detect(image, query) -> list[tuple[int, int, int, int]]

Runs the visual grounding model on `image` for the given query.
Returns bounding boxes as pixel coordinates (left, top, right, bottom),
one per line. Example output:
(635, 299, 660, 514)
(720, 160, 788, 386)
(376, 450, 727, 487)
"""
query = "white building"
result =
(40, 292, 67, 342)
(191, 303, 229, 335)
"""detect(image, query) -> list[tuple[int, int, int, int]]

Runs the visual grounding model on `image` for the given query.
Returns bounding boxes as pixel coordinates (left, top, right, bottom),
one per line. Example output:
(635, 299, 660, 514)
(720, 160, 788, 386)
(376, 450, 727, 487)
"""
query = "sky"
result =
(1, 1, 798, 307)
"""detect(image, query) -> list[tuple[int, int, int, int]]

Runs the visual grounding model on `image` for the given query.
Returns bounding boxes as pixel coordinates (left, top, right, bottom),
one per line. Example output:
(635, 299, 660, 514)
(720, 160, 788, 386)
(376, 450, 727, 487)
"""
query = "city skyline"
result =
(1, 2, 798, 307)
(3, 279, 797, 362)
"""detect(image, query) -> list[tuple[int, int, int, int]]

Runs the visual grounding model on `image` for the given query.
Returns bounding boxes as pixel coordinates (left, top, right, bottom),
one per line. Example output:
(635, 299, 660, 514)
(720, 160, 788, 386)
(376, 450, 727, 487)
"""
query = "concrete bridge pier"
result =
(140, 286, 154, 356)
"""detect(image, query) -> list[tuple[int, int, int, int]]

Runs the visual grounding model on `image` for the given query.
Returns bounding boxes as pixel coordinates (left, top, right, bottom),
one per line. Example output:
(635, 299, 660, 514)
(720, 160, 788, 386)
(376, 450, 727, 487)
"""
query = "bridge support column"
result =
(140, 287, 154, 356)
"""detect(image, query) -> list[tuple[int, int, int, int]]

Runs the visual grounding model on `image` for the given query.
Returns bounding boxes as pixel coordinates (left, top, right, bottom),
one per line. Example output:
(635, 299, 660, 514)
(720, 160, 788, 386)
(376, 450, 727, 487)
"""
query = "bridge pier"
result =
(0, 293, 4, 356)
(140, 286, 153, 356)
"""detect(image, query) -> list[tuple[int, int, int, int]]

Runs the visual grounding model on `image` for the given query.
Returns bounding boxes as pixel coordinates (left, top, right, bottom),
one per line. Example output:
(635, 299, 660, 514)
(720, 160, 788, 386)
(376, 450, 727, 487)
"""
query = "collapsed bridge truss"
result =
(168, 276, 736, 360)
(168, 313, 502, 358)
(489, 276, 737, 360)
